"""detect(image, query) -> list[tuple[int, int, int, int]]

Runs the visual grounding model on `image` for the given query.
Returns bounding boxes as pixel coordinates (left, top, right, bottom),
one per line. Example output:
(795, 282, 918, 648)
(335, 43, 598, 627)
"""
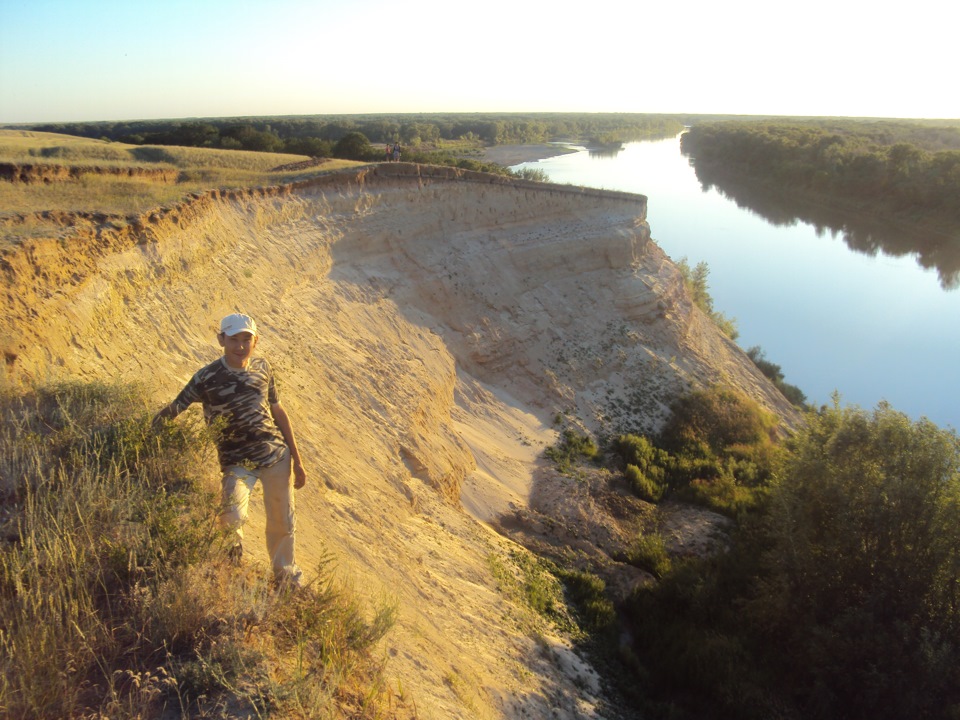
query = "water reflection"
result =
(587, 143, 624, 159)
(513, 137, 960, 427)
(688, 162, 960, 290)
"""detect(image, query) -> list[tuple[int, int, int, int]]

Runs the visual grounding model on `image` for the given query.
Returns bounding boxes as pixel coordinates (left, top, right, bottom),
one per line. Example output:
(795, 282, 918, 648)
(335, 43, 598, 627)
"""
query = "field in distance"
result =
(0, 130, 361, 246)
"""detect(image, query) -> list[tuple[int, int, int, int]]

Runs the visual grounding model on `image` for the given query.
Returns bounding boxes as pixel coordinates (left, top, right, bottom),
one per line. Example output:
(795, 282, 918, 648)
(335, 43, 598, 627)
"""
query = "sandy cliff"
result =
(0, 164, 799, 718)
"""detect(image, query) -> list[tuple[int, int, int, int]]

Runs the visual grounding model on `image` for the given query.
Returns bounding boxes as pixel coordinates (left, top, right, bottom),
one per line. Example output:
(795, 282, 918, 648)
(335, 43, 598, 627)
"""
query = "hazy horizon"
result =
(7, 109, 958, 129)
(1, 0, 958, 125)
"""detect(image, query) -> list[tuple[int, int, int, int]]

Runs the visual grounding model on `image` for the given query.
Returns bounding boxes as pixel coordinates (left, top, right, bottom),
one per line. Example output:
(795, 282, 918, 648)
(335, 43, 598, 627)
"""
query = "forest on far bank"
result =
(13, 112, 686, 157)
(680, 119, 960, 226)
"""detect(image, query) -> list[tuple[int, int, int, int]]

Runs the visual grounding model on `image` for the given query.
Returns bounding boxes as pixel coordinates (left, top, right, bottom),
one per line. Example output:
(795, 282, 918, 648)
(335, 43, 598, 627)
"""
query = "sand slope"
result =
(1, 164, 799, 718)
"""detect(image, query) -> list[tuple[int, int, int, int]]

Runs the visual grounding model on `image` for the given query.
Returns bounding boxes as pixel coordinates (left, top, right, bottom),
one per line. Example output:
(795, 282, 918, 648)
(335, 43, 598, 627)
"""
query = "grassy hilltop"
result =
(0, 130, 364, 247)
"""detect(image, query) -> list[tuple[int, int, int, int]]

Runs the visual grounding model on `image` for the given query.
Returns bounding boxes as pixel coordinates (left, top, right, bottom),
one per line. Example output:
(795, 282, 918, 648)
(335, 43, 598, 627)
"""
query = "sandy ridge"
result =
(2, 164, 799, 718)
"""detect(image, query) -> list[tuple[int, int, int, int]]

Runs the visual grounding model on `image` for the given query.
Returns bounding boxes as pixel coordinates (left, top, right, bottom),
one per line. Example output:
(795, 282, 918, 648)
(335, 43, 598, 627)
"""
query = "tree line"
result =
(680, 120, 960, 225)
(22, 112, 685, 158)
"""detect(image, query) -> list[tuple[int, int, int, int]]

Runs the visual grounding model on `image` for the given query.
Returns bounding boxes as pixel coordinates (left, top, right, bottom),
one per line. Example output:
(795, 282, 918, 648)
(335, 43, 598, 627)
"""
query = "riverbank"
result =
(522, 136, 960, 429)
(480, 143, 579, 167)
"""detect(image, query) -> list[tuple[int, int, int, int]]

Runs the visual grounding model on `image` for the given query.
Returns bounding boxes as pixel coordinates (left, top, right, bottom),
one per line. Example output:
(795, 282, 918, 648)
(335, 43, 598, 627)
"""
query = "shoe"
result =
(273, 564, 304, 590)
(228, 543, 243, 566)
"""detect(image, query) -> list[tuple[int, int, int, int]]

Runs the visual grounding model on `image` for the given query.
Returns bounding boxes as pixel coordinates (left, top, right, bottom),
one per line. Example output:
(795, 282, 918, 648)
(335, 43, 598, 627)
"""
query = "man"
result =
(153, 313, 307, 586)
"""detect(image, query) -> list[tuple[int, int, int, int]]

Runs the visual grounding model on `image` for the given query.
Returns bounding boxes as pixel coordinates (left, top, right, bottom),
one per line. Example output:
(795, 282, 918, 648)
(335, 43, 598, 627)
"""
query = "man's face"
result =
(219, 331, 258, 368)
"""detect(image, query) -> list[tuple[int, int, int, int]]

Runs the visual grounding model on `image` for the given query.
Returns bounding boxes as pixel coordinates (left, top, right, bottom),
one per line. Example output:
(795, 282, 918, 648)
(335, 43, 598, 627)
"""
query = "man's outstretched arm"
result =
(151, 403, 181, 432)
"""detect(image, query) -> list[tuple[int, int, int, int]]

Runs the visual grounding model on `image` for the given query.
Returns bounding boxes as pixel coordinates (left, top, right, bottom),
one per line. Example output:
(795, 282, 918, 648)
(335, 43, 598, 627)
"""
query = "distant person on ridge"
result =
(153, 313, 307, 587)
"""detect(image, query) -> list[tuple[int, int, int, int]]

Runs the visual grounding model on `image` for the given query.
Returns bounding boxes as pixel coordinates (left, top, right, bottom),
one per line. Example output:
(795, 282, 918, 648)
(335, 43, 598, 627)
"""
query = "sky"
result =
(1, 0, 957, 124)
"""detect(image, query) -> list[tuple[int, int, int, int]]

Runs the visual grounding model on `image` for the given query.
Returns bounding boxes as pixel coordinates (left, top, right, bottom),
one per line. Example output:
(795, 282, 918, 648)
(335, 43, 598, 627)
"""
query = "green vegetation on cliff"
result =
(543, 388, 960, 720)
(675, 257, 739, 340)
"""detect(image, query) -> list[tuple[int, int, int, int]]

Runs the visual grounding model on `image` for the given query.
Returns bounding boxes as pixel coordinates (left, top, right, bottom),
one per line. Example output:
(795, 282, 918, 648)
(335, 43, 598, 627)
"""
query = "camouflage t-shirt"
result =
(171, 356, 288, 470)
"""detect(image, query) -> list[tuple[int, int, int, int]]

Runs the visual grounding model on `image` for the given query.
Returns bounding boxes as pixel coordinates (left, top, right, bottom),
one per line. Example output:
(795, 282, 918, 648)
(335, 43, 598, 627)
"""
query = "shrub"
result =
(333, 131, 375, 161)
(624, 463, 665, 502)
(556, 568, 616, 632)
(514, 167, 550, 182)
(615, 434, 668, 484)
(615, 433, 658, 470)
(613, 402, 779, 513)
(619, 387, 783, 515)
(685, 465, 756, 516)
(758, 400, 960, 719)
(544, 428, 599, 474)
(659, 386, 776, 457)
(627, 532, 672, 579)
(746, 345, 807, 408)
(488, 550, 574, 633)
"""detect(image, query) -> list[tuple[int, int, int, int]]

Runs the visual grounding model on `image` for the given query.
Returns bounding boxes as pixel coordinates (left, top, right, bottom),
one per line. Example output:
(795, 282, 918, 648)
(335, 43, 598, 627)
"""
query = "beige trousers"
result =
(220, 449, 300, 580)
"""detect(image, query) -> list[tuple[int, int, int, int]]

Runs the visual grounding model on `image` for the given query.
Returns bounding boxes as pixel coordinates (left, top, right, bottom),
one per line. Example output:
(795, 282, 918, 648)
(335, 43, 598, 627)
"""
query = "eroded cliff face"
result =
(0, 164, 799, 718)
(0, 161, 179, 183)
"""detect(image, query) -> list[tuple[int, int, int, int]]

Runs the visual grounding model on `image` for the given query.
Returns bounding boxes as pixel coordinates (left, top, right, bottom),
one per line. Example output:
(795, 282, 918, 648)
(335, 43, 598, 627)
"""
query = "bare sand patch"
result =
(480, 143, 579, 167)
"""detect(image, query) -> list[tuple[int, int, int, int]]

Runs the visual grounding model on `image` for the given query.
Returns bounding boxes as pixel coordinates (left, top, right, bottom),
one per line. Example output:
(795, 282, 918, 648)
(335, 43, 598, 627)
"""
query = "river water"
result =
(513, 135, 960, 430)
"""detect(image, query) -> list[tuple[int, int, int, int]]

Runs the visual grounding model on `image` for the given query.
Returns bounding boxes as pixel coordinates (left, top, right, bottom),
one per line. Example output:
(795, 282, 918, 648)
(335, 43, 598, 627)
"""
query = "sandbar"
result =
(480, 143, 579, 167)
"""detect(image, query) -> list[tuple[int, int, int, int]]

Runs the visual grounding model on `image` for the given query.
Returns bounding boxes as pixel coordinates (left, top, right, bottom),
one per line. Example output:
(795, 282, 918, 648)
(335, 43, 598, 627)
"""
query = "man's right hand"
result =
(151, 404, 177, 432)
(293, 461, 307, 489)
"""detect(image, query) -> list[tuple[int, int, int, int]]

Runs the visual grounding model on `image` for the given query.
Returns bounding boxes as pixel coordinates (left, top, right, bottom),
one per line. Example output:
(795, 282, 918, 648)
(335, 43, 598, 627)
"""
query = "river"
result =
(512, 135, 960, 430)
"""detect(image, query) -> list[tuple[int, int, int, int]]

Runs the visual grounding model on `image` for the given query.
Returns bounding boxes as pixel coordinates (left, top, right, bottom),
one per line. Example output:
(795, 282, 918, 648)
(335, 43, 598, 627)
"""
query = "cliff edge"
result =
(0, 163, 799, 718)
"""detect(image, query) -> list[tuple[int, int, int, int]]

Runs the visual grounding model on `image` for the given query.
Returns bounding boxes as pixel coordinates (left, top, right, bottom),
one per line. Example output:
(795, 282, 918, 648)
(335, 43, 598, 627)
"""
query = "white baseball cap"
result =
(220, 313, 258, 337)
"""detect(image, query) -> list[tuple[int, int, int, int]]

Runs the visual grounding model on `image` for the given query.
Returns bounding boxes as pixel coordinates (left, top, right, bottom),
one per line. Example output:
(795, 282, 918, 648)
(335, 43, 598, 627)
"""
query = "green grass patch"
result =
(626, 532, 672, 579)
(544, 428, 599, 475)
(554, 568, 616, 633)
(488, 549, 578, 635)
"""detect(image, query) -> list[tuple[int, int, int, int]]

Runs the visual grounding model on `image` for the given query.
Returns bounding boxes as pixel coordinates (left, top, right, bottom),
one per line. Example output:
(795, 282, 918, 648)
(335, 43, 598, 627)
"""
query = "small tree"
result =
(675, 257, 738, 339)
(746, 345, 807, 407)
(761, 399, 960, 719)
(220, 125, 282, 153)
(659, 386, 776, 457)
(333, 131, 374, 161)
(676, 257, 714, 315)
(283, 136, 332, 157)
